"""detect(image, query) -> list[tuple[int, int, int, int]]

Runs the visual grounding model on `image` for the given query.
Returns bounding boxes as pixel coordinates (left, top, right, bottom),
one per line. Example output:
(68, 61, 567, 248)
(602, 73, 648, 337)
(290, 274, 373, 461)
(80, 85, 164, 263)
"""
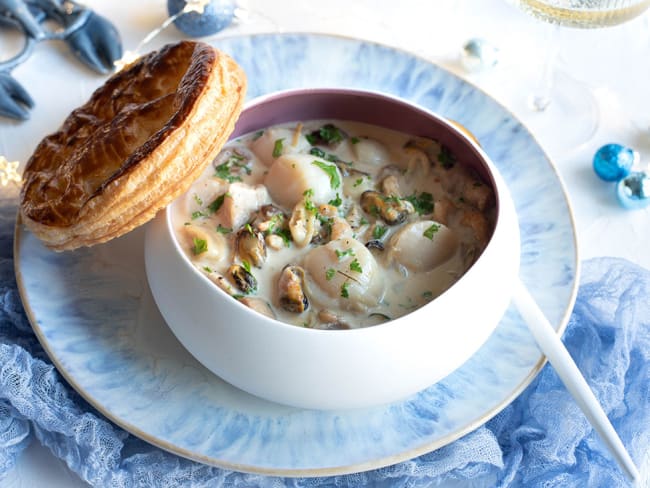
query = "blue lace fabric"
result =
(1, 195, 647, 487)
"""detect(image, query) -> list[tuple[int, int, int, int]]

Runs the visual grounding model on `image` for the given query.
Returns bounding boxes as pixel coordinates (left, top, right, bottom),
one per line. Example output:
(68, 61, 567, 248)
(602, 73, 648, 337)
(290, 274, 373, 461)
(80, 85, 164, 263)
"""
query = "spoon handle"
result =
(512, 279, 639, 482)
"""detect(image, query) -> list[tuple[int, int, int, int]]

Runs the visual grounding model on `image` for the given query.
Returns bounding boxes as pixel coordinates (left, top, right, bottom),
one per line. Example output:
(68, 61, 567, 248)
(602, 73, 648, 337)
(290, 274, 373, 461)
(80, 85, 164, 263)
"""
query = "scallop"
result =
(264, 154, 340, 208)
(353, 138, 390, 167)
(180, 224, 228, 266)
(388, 220, 458, 271)
(304, 238, 384, 311)
(183, 178, 229, 217)
(250, 127, 310, 167)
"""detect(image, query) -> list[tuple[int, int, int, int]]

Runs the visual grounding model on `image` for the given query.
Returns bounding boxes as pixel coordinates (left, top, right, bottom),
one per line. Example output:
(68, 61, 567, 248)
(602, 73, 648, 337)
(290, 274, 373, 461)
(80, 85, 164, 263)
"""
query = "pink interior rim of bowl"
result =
(232, 88, 498, 199)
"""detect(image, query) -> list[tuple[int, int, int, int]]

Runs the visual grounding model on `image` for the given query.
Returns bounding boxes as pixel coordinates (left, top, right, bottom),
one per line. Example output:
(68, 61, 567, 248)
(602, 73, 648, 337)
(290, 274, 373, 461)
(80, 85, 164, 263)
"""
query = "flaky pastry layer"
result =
(20, 41, 247, 251)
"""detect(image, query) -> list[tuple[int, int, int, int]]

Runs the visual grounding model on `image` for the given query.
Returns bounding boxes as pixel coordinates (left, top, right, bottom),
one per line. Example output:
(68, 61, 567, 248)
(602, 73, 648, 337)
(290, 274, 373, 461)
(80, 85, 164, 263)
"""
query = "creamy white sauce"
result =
(171, 120, 495, 329)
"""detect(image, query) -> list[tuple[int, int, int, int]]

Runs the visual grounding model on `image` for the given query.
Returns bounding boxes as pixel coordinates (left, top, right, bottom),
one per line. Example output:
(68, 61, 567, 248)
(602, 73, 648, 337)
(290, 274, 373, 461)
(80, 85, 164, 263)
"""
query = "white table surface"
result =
(1, 0, 649, 486)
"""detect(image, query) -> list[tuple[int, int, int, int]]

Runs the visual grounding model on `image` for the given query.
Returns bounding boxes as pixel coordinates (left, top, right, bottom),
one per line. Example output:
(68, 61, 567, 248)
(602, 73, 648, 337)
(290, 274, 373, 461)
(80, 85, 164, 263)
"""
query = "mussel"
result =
(360, 190, 414, 225)
(236, 227, 267, 268)
(278, 265, 309, 313)
(228, 264, 257, 294)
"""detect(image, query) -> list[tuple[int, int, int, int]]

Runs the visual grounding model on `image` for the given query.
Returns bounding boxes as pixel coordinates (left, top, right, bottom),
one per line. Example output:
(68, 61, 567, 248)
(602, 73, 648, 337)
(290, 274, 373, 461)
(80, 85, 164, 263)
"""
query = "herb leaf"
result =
(438, 146, 456, 169)
(423, 223, 440, 240)
(404, 191, 434, 215)
(307, 124, 347, 146)
(328, 193, 342, 207)
(208, 194, 227, 213)
(372, 225, 387, 240)
(325, 268, 336, 281)
(272, 138, 284, 158)
(192, 237, 208, 255)
(216, 224, 232, 234)
(241, 260, 251, 273)
(311, 160, 341, 189)
(335, 248, 355, 260)
(349, 258, 362, 273)
(340, 281, 350, 298)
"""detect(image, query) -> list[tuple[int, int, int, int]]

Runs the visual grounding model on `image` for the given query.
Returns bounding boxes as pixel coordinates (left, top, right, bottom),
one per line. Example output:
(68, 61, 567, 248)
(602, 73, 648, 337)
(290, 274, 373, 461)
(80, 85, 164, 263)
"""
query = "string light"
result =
(114, 0, 212, 71)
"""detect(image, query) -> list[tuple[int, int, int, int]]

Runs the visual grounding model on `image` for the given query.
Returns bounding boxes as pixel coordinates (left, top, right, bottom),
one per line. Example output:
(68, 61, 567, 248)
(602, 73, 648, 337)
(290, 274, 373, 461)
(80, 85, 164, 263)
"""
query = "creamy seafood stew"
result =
(171, 120, 495, 329)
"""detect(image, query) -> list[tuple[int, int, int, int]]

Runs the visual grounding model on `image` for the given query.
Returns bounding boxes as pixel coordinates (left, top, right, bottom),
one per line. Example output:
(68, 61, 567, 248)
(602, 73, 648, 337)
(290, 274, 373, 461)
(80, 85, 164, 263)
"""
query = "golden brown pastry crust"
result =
(19, 41, 247, 251)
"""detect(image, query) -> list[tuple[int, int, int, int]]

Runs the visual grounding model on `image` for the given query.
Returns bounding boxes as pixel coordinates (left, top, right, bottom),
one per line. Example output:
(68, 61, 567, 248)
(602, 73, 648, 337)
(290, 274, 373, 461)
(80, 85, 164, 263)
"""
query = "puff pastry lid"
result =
(20, 41, 247, 251)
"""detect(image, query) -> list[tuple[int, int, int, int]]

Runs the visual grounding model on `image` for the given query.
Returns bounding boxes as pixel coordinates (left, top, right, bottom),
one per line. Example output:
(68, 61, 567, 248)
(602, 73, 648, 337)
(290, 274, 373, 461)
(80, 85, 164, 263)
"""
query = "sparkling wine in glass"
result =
(507, 0, 650, 153)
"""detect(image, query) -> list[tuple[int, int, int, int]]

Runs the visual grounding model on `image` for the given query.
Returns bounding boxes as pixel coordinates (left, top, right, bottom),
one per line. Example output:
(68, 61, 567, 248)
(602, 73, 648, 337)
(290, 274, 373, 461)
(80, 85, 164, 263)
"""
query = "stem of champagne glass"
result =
(528, 22, 560, 112)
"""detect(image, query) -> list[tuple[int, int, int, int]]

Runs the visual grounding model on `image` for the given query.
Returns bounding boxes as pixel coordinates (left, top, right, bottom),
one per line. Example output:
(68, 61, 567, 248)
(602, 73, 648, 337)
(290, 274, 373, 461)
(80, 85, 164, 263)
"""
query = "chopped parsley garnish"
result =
(309, 147, 348, 165)
(349, 258, 362, 273)
(319, 124, 345, 144)
(422, 290, 433, 299)
(353, 177, 364, 188)
(272, 138, 284, 158)
(306, 124, 347, 146)
(309, 147, 326, 158)
(350, 136, 360, 144)
(359, 217, 369, 226)
(328, 193, 342, 207)
(191, 211, 206, 220)
(192, 237, 207, 255)
(208, 193, 227, 213)
(216, 224, 232, 234)
(275, 228, 292, 247)
(438, 146, 456, 169)
(214, 150, 250, 182)
(325, 268, 336, 281)
(372, 225, 387, 239)
(340, 282, 350, 298)
(311, 160, 341, 189)
(303, 189, 318, 213)
(252, 130, 264, 140)
(404, 191, 434, 215)
(193, 194, 203, 206)
(241, 260, 252, 273)
(245, 223, 254, 235)
(203, 266, 213, 273)
(423, 223, 440, 240)
(335, 248, 355, 260)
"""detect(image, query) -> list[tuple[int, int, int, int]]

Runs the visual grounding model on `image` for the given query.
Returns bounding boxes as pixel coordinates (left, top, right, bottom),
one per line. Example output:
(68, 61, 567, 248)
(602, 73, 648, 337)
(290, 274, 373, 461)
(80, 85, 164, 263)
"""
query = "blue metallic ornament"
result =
(593, 143, 636, 182)
(616, 171, 650, 210)
(168, 0, 235, 38)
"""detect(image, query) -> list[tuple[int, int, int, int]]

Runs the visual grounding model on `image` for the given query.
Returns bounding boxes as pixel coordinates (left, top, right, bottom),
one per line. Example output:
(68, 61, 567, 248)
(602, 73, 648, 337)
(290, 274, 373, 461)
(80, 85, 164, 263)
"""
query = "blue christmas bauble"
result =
(616, 171, 650, 210)
(592, 143, 635, 182)
(168, 0, 236, 38)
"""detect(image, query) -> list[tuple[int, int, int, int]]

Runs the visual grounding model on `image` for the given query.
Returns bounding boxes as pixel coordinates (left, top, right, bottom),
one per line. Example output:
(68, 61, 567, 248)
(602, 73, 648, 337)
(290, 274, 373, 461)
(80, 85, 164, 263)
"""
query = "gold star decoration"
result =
(183, 0, 210, 15)
(0, 156, 21, 187)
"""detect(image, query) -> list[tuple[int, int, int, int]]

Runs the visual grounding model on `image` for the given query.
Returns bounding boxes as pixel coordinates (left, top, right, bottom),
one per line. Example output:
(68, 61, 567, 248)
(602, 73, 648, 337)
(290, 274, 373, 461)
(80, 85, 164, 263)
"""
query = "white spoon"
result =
(512, 278, 639, 481)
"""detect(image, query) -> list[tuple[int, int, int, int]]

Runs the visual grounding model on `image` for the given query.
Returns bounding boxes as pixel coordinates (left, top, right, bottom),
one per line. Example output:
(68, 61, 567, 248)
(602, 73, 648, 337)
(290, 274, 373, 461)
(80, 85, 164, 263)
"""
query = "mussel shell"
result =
(228, 264, 258, 294)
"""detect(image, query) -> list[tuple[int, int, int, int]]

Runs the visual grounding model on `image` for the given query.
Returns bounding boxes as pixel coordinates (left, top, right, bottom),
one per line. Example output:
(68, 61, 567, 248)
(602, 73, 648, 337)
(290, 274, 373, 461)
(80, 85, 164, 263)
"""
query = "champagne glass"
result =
(505, 0, 650, 154)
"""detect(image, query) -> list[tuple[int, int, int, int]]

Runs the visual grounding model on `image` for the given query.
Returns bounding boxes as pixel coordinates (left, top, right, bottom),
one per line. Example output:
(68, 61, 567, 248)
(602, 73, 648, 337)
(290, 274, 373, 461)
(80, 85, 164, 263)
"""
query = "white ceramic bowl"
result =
(145, 88, 520, 410)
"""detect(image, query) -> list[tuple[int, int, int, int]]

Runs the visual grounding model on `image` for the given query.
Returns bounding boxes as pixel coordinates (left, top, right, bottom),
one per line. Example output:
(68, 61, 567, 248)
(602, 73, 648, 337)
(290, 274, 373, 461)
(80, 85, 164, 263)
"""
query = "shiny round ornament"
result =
(592, 143, 636, 182)
(460, 38, 500, 73)
(168, 0, 236, 37)
(616, 171, 650, 210)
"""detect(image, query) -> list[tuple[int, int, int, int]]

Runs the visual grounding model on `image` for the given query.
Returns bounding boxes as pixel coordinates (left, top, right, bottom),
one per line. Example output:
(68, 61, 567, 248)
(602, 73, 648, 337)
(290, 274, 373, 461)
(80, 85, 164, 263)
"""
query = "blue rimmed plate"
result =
(14, 33, 578, 476)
